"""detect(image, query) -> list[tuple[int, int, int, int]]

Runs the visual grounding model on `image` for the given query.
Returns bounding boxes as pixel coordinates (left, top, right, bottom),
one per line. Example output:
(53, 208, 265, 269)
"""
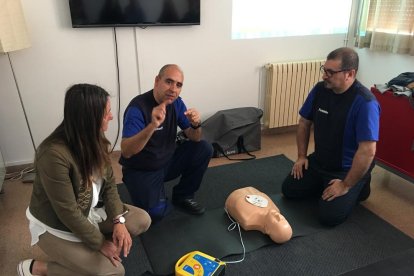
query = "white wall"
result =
(0, 0, 412, 166)
(356, 49, 414, 87)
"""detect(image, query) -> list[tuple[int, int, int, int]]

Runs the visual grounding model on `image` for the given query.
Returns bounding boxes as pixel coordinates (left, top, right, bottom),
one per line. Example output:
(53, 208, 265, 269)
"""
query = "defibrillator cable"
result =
(223, 208, 245, 264)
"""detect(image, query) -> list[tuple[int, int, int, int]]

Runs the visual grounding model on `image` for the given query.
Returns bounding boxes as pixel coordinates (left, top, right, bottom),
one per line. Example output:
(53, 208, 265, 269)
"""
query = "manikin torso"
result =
(225, 186, 292, 243)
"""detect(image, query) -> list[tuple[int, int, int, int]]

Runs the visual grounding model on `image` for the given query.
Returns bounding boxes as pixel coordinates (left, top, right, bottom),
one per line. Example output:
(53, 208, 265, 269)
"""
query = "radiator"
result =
(264, 60, 324, 129)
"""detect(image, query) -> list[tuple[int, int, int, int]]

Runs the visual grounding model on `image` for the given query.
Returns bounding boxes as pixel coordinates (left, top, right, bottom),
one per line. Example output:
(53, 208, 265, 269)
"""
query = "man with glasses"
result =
(282, 47, 380, 226)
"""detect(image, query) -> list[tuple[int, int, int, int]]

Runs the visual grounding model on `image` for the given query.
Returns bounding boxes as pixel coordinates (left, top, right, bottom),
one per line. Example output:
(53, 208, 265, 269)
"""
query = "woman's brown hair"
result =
(49, 84, 111, 188)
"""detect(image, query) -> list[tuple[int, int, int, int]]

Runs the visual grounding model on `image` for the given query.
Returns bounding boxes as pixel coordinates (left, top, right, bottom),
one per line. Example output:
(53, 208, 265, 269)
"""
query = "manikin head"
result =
(263, 209, 293, 243)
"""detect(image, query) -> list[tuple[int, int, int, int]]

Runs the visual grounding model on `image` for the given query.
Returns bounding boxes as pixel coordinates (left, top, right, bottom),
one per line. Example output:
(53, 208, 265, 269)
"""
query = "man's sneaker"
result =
(17, 259, 35, 276)
(358, 175, 371, 201)
(172, 198, 205, 215)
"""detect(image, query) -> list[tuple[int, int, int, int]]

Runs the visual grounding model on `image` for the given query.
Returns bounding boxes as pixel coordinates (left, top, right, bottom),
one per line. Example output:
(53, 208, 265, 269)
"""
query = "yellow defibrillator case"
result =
(175, 251, 226, 276)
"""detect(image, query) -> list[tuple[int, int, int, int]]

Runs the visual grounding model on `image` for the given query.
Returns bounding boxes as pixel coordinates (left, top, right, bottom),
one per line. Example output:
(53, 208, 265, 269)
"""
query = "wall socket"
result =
(22, 172, 36, 183)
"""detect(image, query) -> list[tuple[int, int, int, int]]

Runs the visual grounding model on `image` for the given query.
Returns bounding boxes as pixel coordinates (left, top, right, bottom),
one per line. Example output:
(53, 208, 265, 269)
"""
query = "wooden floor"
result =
(1, 131, 413, 276)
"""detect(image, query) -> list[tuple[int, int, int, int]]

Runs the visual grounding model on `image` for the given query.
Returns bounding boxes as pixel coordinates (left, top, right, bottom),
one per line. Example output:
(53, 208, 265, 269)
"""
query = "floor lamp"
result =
(0, 0, 34, 185)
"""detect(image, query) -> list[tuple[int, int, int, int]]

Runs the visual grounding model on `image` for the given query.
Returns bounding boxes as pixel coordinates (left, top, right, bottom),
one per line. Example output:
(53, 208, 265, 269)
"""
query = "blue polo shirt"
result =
(120, 90, 191, 170)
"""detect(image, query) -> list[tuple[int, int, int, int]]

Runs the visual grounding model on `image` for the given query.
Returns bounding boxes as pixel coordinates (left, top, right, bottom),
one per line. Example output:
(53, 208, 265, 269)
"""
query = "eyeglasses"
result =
(320, 65, 349, 78)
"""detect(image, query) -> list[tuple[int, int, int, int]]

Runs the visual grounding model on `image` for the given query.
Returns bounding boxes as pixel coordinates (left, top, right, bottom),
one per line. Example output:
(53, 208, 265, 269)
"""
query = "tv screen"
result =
(69, 0, 200, 28)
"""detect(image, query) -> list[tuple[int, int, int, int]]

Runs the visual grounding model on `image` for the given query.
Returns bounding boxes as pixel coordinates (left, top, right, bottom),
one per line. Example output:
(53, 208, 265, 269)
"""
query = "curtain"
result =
(355, 0, 414, 55)
(0, 0, 31, 53)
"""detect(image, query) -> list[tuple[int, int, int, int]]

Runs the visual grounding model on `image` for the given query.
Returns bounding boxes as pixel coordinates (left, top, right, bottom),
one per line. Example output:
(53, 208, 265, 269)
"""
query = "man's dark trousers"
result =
(122, 140, 213, 218)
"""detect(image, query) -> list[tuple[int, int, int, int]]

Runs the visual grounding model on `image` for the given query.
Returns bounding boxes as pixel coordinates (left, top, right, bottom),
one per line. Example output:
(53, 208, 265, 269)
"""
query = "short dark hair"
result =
(327, 47, 359, 72)
(49, 83, 111, 188)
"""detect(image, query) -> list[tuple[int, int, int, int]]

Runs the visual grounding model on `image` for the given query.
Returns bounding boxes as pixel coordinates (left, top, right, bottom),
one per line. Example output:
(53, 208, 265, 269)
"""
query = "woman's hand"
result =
(113, 224, 132, 258)
(100, 240, 122, 267)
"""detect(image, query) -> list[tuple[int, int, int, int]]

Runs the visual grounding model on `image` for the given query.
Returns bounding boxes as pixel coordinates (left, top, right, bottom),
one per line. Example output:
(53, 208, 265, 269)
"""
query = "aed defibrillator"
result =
(175, 251, 226, 276)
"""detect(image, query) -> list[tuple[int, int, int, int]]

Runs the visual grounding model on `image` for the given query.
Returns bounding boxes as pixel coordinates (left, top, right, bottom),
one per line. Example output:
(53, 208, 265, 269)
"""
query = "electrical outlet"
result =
(22, 172, 35, 183)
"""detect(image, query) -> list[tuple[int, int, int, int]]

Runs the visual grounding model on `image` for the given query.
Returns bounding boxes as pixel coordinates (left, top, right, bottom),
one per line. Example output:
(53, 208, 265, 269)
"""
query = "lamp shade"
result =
(0, 0, 30, 53)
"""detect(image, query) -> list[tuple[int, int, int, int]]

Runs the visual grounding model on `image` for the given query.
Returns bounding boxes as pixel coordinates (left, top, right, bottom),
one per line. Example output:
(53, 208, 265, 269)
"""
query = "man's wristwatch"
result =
(190, 122, 201, 129)
(113, 210, 128, 224)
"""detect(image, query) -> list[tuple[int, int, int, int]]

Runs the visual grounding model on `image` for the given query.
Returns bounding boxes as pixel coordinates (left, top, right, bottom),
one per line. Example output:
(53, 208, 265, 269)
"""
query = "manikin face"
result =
(153, 65, 184, 105)
(265, 210, 293, 243)
(101, 98, 113, 132)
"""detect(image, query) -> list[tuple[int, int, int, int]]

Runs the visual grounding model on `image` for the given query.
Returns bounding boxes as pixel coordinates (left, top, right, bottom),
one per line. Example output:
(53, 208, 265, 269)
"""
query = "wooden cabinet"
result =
(372, 87, 414, 182)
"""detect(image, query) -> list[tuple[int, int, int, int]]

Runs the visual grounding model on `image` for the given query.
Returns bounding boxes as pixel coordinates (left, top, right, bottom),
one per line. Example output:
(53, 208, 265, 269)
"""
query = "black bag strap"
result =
(212, 136, 256, 161)
(237, 136, 256, 159)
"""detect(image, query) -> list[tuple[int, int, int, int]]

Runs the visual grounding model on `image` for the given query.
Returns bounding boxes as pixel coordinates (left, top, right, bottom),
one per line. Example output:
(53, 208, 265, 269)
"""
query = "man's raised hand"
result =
(184, 108, 201, 126)
(151, 101, 168, 127)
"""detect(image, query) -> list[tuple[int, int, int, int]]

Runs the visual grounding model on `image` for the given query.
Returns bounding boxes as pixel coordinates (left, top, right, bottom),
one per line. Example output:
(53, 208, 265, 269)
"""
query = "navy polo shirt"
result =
(120, 90, 191, 171)
(300, 81, 380, 171)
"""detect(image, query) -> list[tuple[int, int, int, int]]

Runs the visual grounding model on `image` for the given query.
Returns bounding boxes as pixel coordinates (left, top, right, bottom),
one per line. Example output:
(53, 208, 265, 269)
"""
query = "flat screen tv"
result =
(69, 0, 200, 28)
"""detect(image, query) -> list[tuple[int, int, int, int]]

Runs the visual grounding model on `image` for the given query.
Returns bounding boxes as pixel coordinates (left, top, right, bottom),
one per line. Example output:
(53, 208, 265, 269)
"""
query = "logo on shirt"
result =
(155, 126, 164, 131)
(318, 108, 329, 114)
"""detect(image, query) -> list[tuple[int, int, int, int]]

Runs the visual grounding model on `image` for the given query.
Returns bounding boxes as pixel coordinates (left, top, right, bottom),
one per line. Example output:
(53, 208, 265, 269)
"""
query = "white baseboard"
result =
(5, 158, 34, 169)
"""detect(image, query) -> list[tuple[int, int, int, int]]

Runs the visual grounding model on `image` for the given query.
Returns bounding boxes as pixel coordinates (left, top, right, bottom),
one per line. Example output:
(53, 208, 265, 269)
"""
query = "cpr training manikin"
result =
(225, 186, 292, 243)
